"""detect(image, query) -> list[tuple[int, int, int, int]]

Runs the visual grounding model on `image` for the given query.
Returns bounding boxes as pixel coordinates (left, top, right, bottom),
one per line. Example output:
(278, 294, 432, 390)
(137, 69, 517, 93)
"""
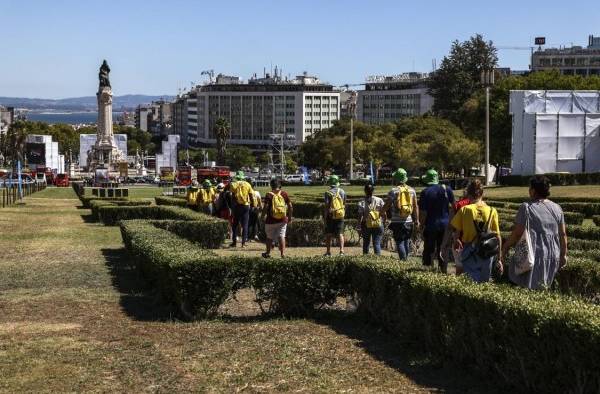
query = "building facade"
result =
(177, 71, 340, 150)
(532, 35, 600, 76)
(135, 100, 173, 136)
(357, 73, 433, 125)
(0, 106, 15, 135)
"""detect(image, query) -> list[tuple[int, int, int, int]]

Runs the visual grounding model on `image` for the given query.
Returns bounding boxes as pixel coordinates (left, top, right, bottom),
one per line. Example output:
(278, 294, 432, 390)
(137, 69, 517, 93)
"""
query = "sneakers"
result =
(323, 252, 331, 257)
(339, 251, 345, 256)
(261, 252, 271, 258)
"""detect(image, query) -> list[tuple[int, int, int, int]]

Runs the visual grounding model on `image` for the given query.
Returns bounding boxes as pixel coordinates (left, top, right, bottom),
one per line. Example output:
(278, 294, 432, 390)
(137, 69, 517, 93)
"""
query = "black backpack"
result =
(474, 207, 499, 259)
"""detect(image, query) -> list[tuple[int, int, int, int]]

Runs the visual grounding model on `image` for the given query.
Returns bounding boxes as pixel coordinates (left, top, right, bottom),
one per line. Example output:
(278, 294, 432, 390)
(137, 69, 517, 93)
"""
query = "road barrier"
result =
(1, 182, 47, 208)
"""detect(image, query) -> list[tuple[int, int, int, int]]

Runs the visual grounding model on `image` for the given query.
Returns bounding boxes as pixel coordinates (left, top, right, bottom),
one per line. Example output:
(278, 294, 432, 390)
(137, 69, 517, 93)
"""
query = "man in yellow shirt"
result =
(229, 171, 255, 248)
(198, 179, 216, 215)
(450, 180, 502, 283)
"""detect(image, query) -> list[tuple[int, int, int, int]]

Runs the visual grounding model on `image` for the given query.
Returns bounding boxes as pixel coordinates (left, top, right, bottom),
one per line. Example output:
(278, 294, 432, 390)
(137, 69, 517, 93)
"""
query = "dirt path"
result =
(0, 193, 494, 393)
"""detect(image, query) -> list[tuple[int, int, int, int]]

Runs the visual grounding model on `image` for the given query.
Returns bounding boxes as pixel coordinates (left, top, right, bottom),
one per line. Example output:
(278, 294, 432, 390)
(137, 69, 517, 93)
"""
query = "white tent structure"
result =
(510, 90, 600, 175)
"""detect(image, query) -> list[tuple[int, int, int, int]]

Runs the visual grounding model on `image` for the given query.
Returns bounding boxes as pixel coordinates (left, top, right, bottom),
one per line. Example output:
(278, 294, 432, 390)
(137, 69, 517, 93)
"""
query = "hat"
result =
(422, 169, 439, 185)
(202, 179, 212, 188)
(327, 175, 340, 186)
(392, 168, 408, 183)
(234, 171, 245, 181)
(216, 182, 225, 190)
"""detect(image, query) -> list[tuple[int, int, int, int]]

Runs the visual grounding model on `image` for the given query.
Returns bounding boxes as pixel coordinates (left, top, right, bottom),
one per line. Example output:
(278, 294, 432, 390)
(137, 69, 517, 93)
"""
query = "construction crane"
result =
(200, 70, 215, 83)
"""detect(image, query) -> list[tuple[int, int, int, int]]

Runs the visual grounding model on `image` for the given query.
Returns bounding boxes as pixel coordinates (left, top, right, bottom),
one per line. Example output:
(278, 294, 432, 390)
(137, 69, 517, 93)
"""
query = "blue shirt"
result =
(418, 184, 455, 231)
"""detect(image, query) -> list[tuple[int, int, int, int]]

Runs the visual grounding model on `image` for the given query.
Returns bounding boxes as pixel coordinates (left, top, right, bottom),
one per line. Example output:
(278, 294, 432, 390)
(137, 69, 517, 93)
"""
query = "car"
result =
(0, 174, 35, 186)
(35, 173, 47, 184)
(54, 174, 70, 187)
(284, 174, 306, 184)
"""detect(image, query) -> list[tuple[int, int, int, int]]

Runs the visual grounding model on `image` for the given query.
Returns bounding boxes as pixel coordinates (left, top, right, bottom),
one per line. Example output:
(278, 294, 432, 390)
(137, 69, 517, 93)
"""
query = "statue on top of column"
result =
(99, 60, 111, 88)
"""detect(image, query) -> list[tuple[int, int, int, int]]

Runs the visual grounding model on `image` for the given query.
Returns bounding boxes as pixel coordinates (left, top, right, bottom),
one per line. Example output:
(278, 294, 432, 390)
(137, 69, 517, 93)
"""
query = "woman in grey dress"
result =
(501, 176, 568, 289)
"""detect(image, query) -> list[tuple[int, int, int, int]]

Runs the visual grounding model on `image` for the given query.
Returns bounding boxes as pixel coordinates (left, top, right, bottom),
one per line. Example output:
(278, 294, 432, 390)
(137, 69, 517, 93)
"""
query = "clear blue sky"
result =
(1, 0, 599, 98)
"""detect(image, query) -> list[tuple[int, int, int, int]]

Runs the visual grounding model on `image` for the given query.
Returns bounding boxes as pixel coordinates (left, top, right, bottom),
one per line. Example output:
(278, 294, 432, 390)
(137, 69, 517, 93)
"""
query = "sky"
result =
(1, 0, 599, 98)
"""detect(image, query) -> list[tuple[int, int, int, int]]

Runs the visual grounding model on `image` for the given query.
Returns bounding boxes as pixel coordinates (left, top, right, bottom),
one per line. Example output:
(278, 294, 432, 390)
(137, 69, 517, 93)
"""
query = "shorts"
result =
(265, 222, 287, 240)
(325, 219, 345, 236)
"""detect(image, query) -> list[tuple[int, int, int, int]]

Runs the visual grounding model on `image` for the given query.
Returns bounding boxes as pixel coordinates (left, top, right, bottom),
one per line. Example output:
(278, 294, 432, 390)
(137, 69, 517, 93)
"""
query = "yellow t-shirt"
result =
(198, 188, 215, 205)
(450, 203, 500, 243)
(231, 181, 254, 206)
(186, 189, 199, 205)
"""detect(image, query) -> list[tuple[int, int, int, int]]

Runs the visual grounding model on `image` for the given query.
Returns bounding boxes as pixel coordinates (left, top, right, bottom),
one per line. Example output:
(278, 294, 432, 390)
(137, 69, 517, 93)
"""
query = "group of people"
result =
(187, 169, 568, 291)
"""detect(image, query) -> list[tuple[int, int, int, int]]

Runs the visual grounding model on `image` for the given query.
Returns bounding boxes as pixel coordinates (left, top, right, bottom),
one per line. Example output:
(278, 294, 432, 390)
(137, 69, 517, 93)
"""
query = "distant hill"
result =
(0, 95, 175, 111)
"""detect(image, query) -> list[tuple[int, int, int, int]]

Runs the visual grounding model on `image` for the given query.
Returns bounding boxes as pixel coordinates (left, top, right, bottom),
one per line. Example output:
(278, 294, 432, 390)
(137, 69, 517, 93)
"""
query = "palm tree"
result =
(214, 118, 231, 166)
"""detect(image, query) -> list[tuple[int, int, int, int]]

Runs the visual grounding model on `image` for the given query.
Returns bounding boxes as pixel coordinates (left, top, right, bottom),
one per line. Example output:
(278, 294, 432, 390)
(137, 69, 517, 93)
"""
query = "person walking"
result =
(248, 180, 263, 242)
(358, 183, 385, 255)
(261, 178, 293, 258)
(419, 169, 455, 273)
(381, 168, 419, 260)
(229, 171, 255, 248)
(450, 180, 501, 283)
(442, 188, 473, 275)
(501, 175, 568, 289)
(197, 179, 216, 215)
(323, 175, 346, 256)
(186, 181, 199, 209)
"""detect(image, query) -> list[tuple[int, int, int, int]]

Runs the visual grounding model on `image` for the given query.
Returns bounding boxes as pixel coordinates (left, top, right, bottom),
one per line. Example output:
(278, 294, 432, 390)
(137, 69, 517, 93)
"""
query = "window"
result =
(313, 120, 319, 124)
(305, 112, 311, 116)
(321, 120, 327, 124)
(305, 120, 311, 124)
(305, 104, 312, 108)
(322, 112, 327, 116)
(330, 112, 336, 116)
(286, 111, 295, 116)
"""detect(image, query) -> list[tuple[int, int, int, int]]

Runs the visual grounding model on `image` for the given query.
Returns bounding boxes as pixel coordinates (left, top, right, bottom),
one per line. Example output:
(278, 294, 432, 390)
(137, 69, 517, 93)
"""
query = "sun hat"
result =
(392, 168, 408, 183)
(234, 171, 245, 181)
(202, 179, 212, 188)
(422, 169, 439, 185)
(327, 175, 340, 186)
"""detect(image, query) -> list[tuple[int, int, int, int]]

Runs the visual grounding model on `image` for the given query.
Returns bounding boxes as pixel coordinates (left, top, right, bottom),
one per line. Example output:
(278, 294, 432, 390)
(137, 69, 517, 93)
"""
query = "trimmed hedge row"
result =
(293, 200, 360, 219)
(350, 262, 600, 393)
(79, 195, 128, 208)
(489, 200, 588, 223)
(119, 220, 600, 392)
(500, 172, 600, 186)
(150, 219, 228, 249)
(89, 199, 152, 220)
(98, 205, 206, 226)
(492, 196, 600, 204)
(155, 196, 188, 207)
(593, 216, 600, 227)
(272, 219, 359, 247)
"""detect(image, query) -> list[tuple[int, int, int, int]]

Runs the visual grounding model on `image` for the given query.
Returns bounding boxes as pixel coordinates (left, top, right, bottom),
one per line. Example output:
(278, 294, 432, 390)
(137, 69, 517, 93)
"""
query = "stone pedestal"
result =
(87, 86, 125, 172)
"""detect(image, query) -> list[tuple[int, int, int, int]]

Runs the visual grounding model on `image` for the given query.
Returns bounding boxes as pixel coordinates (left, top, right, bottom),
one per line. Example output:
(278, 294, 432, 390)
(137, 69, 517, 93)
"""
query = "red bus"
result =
(54, 174, 70, 187)
(197, 166, 231, 183)
(176, 166, 193, 186)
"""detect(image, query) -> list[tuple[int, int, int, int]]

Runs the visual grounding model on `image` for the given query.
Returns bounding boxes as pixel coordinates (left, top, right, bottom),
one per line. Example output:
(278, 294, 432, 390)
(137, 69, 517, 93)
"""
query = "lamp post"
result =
(480, 69, 495, 186)
(348, 95, 356, 180)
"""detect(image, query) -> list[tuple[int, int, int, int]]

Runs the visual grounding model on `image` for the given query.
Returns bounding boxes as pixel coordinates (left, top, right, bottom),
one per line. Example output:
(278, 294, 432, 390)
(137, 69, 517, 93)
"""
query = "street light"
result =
(480, 69, 495, 186)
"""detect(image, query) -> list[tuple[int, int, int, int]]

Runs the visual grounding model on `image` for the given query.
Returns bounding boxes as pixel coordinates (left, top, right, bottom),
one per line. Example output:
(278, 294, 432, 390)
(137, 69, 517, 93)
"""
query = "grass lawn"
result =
(0, 188, 495, 392)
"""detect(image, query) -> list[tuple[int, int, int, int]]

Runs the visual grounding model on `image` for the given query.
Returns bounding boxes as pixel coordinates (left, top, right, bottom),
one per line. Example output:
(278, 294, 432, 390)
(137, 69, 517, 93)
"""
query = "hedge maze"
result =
(77, 189, 600, 393)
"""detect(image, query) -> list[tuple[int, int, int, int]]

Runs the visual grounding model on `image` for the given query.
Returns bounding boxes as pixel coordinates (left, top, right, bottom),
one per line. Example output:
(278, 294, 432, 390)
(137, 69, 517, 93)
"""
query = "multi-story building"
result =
(179, 70, 340, 150)
(172, 95, 189, 147)
(135, 100, 172, 136)
(532, 35, 600, 76)
(0, 106, 15, 135)
(357, 72, 433, 125)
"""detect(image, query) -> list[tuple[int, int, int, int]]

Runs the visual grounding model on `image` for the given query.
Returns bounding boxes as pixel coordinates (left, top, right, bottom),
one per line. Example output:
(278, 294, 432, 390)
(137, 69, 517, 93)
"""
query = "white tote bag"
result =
(512, 204, 535, 275)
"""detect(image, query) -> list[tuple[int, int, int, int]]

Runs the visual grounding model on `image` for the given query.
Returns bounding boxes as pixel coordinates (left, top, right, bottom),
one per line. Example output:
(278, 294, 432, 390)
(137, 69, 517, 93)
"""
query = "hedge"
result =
(155, 196, 189, 207)
(98, 205, 206, 226)
(500, 172, 600, 186)
(293, 200, 360, 220)
(150, 219, 228, 249)
(349, 261, 600, 393)
(119, 221, 600, 392)
(594, 216, 600, 227)
(79, 195, 129, 208)
(268, 219, 359, 247)
(89, 199, 152, 220)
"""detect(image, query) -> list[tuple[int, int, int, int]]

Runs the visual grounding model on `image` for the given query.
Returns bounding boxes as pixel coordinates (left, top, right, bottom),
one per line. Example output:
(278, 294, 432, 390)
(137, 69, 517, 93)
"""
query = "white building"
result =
(510, 90, 600, 175)
(24, 134, 63, 172)
(357, 73, 433, 125)
(155, 134, 179, 172)
(79, 134, 127, 170)
(0, 106, 14, 135)
(179, 71, 340, 149)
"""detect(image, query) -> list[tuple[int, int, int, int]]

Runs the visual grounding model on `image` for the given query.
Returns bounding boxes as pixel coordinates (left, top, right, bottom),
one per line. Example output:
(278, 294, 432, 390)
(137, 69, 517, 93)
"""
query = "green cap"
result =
(202, 179, 212, 188)
(234, 171, 245, 180)
(392, 168, 408, 183)
(422, 169, 439, 185)
(327, 175, 340, 186)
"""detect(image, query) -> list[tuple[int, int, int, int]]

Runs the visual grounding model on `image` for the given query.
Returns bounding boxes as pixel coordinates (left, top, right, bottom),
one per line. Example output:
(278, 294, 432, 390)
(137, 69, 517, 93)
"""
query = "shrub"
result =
(79, 196, 128, 208)
(98, 205, 205, 226)
(594, 216, 600, 227)
(155, 196, 188, 207)
(264, 219, 359, 247)
(150, 219, 228, 249)
(293, 200, 359, 220)
(350, 261, 600, 393)
(554, 258, 600, 301)
(500, 172, 600, 186)
(89, 199, 152, 220)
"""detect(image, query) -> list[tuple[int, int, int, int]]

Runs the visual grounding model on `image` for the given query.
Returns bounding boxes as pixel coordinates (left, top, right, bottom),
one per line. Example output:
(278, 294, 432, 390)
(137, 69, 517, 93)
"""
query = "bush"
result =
(98, 205, 205, 226)
(262, 219, 359, 247)
(554, 258, 600, 301)
(350, 261, 600, 393)
(150, 219, 228, 249)
(293, 200, 359, 220)
(594, 216, 600, 227)
(155, 196, 188, 207)
(89, 199, 152, 220)
(500, 172, 600, 186)
(79, 196, 128, 208)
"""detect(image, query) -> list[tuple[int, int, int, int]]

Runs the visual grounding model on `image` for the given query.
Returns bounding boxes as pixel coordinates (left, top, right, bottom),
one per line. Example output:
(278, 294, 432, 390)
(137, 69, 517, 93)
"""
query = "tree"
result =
(214, 118, 231, 166)
(225, 146, 256, 169)
(0, 120, 29, 168)
(429, 34, 498, 123)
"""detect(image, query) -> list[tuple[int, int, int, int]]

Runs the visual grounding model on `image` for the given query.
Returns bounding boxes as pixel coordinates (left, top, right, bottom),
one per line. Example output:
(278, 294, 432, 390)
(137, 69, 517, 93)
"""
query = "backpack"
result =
(473, 206, 499, 259)
(365, 198, 381, 228)
(187, 188, 198, 205)
(395, 186, 413, 218)
(199, 188, 214, 205)
(270, 191, 287, 220)
(234, 181, 250, 205)
(328, 190, 345, 220)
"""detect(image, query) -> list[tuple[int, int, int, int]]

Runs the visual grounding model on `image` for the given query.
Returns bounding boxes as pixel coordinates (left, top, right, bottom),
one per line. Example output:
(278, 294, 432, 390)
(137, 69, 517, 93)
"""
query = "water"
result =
(26, 112, 123, 125)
